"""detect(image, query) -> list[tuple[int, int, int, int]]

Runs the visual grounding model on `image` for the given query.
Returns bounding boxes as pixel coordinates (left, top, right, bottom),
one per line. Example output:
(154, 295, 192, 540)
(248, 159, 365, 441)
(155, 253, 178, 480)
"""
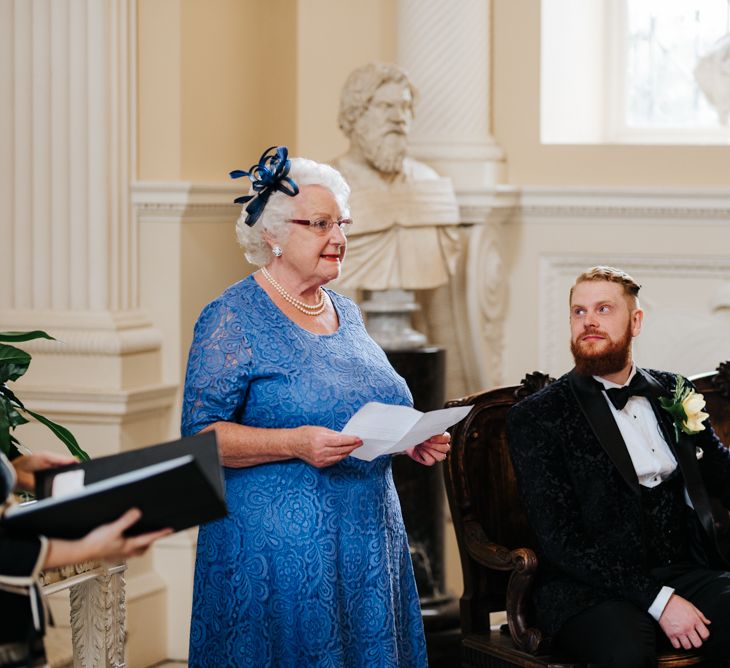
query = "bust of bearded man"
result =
(331, 62, 461, 292)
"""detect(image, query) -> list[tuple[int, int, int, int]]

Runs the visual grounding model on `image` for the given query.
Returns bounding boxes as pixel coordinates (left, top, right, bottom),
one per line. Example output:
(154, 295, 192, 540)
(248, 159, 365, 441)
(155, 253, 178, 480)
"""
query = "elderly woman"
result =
(182, 147, 450, 667)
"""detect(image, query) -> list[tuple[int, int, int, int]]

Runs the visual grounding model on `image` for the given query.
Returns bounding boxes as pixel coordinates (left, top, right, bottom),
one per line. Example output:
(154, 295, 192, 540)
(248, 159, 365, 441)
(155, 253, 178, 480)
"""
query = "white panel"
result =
(68, 0, 88, 309)
(13, 0, 32, 309)
(109, 0, 120, 311)
(50, 0, 71, 309)
(87, 0, 109, 310)
(541, 0, 607, 143)
(397, 0, 489, 143)
(0, 0, 14, 308)
(396, 0, 501, 168)
(125, 0, 138, 311)
(32, 0, 51, 308)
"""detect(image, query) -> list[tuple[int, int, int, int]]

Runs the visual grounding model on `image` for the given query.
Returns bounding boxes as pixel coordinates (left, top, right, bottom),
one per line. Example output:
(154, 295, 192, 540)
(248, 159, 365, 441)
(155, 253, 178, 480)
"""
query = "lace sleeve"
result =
(181, 298, 253, 437)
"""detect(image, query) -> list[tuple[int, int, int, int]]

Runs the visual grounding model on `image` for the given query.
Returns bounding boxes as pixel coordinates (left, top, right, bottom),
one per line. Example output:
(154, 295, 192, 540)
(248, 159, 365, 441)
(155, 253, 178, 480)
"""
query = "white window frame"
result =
(604, 0, 730, 145)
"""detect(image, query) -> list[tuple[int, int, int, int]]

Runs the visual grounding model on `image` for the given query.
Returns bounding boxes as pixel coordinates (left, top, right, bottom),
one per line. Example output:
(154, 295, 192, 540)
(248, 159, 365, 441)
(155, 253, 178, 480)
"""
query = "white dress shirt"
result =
(594, 365, 682, 620)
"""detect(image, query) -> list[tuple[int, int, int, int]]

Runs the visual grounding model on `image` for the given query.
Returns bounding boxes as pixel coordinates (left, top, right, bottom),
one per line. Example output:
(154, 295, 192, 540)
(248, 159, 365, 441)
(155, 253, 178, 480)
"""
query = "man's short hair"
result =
(570, 266, 641, 307)
(337, 62, 418, 138)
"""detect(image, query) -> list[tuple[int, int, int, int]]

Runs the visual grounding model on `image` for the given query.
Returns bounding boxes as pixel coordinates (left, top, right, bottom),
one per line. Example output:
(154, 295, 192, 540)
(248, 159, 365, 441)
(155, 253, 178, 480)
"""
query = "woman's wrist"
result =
(283, 427, 301, 460)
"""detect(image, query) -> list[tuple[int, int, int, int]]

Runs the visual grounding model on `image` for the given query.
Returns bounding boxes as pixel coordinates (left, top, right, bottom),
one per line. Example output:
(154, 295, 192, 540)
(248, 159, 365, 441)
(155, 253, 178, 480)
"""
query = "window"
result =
(541, 0, 730, 144)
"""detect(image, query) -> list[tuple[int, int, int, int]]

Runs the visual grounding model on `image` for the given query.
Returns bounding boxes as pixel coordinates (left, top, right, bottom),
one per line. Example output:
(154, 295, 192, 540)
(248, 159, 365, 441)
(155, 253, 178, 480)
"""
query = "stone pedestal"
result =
(42, 562, 127, 668)
(362, 290, 428, 350)
(385, 348, 461, 665)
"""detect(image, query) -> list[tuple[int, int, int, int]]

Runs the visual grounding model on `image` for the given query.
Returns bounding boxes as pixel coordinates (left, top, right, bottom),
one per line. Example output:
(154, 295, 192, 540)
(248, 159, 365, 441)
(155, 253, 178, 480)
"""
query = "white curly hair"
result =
(235, 157, 351, 267)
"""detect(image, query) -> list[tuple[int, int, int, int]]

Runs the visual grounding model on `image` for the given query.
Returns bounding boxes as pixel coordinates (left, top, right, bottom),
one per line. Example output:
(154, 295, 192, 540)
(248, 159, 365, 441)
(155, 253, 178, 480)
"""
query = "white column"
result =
(0, 0, 138, 320)
(0, 1, 14, 309)
(0, 0, 167, 388)
(0, 1, 174, 664)
(396, 0, 505, 190)
(396, 0, 515, 392)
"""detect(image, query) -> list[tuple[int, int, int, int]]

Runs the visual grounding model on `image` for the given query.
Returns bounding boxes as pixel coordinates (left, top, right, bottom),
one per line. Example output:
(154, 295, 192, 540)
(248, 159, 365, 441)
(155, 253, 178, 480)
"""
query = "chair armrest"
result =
(463, 517, 515, 570)
(506, 548, 548, 654)
(463, 517, 548, 654)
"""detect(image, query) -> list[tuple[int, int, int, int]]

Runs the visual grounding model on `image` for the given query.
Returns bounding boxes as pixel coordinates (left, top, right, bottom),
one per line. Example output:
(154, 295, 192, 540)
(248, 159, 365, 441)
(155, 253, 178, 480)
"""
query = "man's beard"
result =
(360, 131, 407, 175)
(571, 322, 633, 377)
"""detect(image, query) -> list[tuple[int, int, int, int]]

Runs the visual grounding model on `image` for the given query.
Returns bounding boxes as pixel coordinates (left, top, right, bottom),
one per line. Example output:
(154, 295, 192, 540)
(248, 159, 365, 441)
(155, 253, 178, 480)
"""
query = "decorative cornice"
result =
(0, 309, 163, 355)
(456, 185, 520, 225)
(131, 182, 730, 226)
(520, 186, 730, 223)
(131, 181, 241, 221)
(17, 383, 179, 420)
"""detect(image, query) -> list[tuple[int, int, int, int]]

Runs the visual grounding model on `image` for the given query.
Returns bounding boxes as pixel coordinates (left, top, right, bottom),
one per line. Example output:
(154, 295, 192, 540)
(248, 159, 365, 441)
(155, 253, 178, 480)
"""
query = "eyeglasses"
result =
(287, 217, 353, 235)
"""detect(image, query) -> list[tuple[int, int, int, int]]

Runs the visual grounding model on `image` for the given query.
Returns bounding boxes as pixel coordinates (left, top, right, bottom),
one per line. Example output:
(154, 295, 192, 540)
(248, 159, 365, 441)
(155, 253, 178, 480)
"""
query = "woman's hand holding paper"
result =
(405, 432, 451, 466)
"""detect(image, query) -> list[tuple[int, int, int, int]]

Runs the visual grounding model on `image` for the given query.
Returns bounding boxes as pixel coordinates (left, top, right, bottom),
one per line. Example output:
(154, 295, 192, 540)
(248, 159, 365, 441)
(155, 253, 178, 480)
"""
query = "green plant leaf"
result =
(0, 384, 25, 410)
(0, 400, 10, 455)
(0, 394, 28, 430)
(0, 344, 32, 382)
(7, 404, 29, 428)
(0, 331, 55, 343)
(23, 408, 90, 461)
(8, 434, 22, 457)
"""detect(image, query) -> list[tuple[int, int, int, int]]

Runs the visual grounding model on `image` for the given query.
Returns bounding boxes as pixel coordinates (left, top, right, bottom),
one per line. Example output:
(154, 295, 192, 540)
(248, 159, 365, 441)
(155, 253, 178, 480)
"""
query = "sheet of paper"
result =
(342, 402, 472, 462)
(388, 406, 473, 453)
(52, 469, 85, 499)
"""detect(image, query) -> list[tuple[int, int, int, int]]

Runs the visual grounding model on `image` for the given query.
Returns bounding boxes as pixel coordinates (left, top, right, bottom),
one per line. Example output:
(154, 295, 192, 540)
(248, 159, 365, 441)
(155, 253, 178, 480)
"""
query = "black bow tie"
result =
(603, 373, 653, 411)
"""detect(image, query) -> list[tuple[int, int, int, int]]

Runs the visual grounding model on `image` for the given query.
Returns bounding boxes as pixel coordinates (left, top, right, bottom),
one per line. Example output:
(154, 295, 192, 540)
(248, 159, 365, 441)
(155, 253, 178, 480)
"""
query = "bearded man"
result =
(507, 266, 730, 667)
(331, 62, 460, 294)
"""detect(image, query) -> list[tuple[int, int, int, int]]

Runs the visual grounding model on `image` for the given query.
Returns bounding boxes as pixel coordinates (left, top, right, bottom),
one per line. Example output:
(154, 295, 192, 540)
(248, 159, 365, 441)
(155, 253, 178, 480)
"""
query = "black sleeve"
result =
(682, 377, 730, 508)
(0, 528, 46, 578)
(696, 417, 730, 508)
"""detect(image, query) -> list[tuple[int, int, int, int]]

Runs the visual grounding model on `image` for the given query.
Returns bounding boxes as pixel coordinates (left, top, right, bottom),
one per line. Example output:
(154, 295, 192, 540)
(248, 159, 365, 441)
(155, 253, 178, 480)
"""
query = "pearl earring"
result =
(272, 246, 283, 257)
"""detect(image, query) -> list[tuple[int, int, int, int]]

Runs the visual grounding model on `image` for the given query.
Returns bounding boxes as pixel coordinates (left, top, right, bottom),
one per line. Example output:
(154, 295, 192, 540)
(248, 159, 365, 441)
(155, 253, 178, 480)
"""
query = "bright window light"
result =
(541, 0, 730, 144)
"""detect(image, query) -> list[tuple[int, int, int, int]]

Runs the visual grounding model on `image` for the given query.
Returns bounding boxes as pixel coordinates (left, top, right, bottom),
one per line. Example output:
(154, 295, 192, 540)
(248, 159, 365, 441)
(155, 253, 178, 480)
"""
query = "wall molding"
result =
(0, 309, 163, 356)
(132, 181, 240, 221)
(133, 181, 730, 225)
(17, 384, 178, 421)
(520, 186, 730, 224)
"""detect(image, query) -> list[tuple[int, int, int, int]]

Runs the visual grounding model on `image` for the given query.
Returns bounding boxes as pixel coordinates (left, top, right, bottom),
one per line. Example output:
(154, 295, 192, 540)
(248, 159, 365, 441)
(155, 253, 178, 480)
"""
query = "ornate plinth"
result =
(41, 561, 127, 667)
(362, 290, 428, 350)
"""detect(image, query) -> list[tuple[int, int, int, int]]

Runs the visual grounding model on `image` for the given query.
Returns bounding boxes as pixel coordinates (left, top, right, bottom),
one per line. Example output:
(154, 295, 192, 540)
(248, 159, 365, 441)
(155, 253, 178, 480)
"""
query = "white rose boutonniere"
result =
(659, 375, 710, 442)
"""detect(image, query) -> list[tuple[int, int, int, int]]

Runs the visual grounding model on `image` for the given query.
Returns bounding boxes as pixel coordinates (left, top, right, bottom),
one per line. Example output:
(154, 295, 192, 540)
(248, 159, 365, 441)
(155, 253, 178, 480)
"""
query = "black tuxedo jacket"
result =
(506, 367, 730, 637)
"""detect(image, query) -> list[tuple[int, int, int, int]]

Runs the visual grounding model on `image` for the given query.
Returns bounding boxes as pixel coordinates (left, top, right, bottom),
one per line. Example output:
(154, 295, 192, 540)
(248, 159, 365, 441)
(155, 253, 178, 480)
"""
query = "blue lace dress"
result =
(181, 275, 427, 667)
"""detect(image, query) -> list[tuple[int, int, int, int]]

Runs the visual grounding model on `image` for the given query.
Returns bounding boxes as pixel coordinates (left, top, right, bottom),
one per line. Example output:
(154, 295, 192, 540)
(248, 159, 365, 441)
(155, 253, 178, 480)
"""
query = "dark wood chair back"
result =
(445, 373, 550, 639)
(692, 362, 730, 446)
(444, 364, 730, 668)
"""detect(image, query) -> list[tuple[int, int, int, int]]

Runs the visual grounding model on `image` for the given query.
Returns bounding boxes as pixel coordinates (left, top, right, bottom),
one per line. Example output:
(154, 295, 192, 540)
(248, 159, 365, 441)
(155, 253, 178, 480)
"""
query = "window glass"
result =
(624, 0, 730, 130)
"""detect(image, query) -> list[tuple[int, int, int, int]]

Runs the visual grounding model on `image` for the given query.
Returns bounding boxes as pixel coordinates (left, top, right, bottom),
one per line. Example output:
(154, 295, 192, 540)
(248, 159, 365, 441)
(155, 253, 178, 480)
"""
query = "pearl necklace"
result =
(261, 267, 326, 316)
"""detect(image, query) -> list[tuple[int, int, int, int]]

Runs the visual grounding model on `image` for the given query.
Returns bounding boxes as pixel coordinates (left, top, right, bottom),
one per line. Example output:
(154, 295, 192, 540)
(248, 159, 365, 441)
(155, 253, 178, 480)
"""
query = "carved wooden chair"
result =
(444, 363, 730, 668)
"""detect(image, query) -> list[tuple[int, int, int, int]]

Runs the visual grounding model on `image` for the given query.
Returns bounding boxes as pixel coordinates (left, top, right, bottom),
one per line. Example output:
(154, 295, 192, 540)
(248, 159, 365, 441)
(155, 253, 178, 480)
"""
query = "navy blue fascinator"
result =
(230, 146, 299, 227)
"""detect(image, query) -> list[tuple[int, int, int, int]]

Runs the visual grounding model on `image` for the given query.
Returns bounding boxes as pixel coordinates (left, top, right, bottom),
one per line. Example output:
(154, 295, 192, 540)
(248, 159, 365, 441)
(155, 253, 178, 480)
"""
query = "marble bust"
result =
(331, 62, 461, 292)
(695, 34, 730, 125)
